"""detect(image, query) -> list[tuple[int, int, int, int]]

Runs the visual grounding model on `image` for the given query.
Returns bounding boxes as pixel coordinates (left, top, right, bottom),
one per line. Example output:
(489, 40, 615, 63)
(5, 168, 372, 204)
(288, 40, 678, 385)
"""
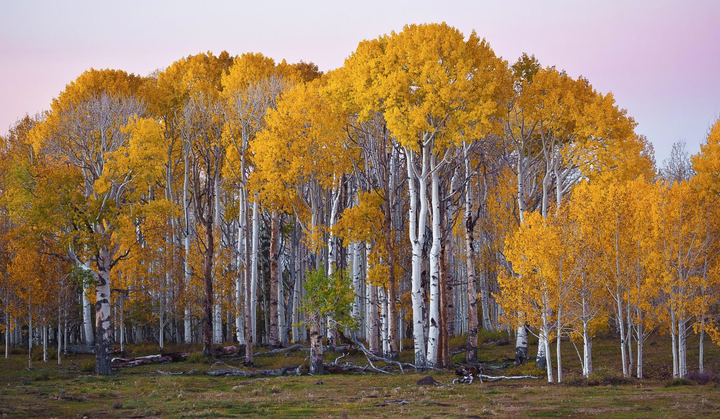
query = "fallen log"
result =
(206, 365, 299, 377)
(65, 345, 95, 355)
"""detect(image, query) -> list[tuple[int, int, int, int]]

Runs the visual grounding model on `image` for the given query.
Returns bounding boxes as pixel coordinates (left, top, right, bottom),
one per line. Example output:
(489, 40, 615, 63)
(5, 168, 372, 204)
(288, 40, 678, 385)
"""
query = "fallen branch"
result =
(156, 369, 196, 375)
(478, 374, 539, 382)
(350, 337, 416, 374)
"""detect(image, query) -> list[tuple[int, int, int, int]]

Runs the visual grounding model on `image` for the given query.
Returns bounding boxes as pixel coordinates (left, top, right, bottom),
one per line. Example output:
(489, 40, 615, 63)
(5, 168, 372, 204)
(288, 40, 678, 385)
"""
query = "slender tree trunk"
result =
(556, 305, 562, 383)
(637, 323, 643, 379)
(407, 146, 428, 368)
(250, 200, 259, 344)
(382, 191, 399, 358)
(678, 315, 687, 378)
(699, 317, 704, 374)
(57, 311, 62, 365)
(582, 320, 591, 377)
(380, 287, 389, 356)
(671, 308, 678, 378)
(269, 210, 281, 347)
(541, 298, 553, 383)
(351, 241, 362, 333)
(43, 323, 47, 363)
(28, 305, 32, 369)
(183, 145, 193, 344)
(617, 292, 628, 377)
(81, 264, 94, 347)
(465, 221, 478, 363)
(244, 200, 254, 364)
(368, 276, 379, 354)
(5, 312, 10, 359)
(426, 160, 441, 367)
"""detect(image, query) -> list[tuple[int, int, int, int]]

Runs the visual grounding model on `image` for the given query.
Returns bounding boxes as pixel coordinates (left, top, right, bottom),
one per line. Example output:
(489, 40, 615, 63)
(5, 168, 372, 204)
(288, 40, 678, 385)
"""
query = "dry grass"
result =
(1, 333, 719, 418)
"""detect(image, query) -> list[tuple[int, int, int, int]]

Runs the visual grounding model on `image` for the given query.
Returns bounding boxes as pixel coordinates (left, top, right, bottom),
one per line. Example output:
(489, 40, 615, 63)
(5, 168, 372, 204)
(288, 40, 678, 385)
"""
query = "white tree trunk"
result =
(617, 292, 629, 377)
(380, 287, 389, 356)
(670, 308, 678, 378)
(426, 157, 441, 367)
(541, 303, 553, 383)
(582, 321, 591, 377)
(515, 324, 528, 365)
(213, 304, 222, 344)
(678, 315, 687, 378)
(351, 241, 362, 331)
(699, 319, 704, 374)
(407, 146, 428, 368)
(250, 199, 260, 343)
(28, 307, 32, 369)
(81, 263, 95, 347)
(235, 191, 246, 345)
(556, 305, 562, 383)
(183, 144, 193, 344)
(43, 324, 47, 363)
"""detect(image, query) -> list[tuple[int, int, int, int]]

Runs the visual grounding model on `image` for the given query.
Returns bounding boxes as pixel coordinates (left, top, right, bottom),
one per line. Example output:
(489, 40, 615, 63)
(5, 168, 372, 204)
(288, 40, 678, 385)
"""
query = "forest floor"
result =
(1, 332, 720, 418)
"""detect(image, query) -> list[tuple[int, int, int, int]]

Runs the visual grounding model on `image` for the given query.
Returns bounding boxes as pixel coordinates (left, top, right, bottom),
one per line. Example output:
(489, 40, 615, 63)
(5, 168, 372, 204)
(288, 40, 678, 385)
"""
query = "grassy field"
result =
(1, 332, 720, 418)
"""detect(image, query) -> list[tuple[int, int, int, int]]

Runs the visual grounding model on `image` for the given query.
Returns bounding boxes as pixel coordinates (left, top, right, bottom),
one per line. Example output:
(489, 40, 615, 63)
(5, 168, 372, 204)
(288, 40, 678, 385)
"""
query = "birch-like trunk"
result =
(82, 282, 94, 347)
(57, 312, 62, 365)
(515, 324, 528, 366)
(426, 157, 441, 367)
(541, 297, 554, 383)
(670, 307, 678, 378)
(43, 324, 47, 363)
(617, 291, 628, 377)
(636, 322, 644, 379)
(465, 202, 481, 359)
(235, 190, 247, 345)
(351, 241, 362, 332)
(367, 244, 379, 354)
(556, 304, 562, 383)
(5, 312, 10, 359)
(212, 304, 222, 344)
(269, 210, 280, 347)
(699, 317, 704, 374)
(536, 332, 547, 370)
(407, 146, 428, 368)
(380, 287, 390, 356)
(28, 305, 32, 369)
(326, 185, 341, 347)
(382, 180, 400, 356)
(678, 315, 687, 378)
(183, 145, 193, 344)
(94, 247, 114, 375)
(250, 199, 260, 344)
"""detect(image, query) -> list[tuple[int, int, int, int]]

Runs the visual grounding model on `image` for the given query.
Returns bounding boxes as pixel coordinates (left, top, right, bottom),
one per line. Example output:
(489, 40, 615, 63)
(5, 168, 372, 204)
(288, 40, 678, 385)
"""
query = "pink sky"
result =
(1, 0, 718, 163)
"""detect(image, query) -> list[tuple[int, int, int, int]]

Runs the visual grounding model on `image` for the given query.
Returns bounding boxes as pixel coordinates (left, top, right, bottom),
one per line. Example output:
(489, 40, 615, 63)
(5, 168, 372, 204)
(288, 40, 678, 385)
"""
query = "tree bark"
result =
(202, 222, 215, 358)
(269, 210, 281, 347)
(94, 247, 114, 375)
